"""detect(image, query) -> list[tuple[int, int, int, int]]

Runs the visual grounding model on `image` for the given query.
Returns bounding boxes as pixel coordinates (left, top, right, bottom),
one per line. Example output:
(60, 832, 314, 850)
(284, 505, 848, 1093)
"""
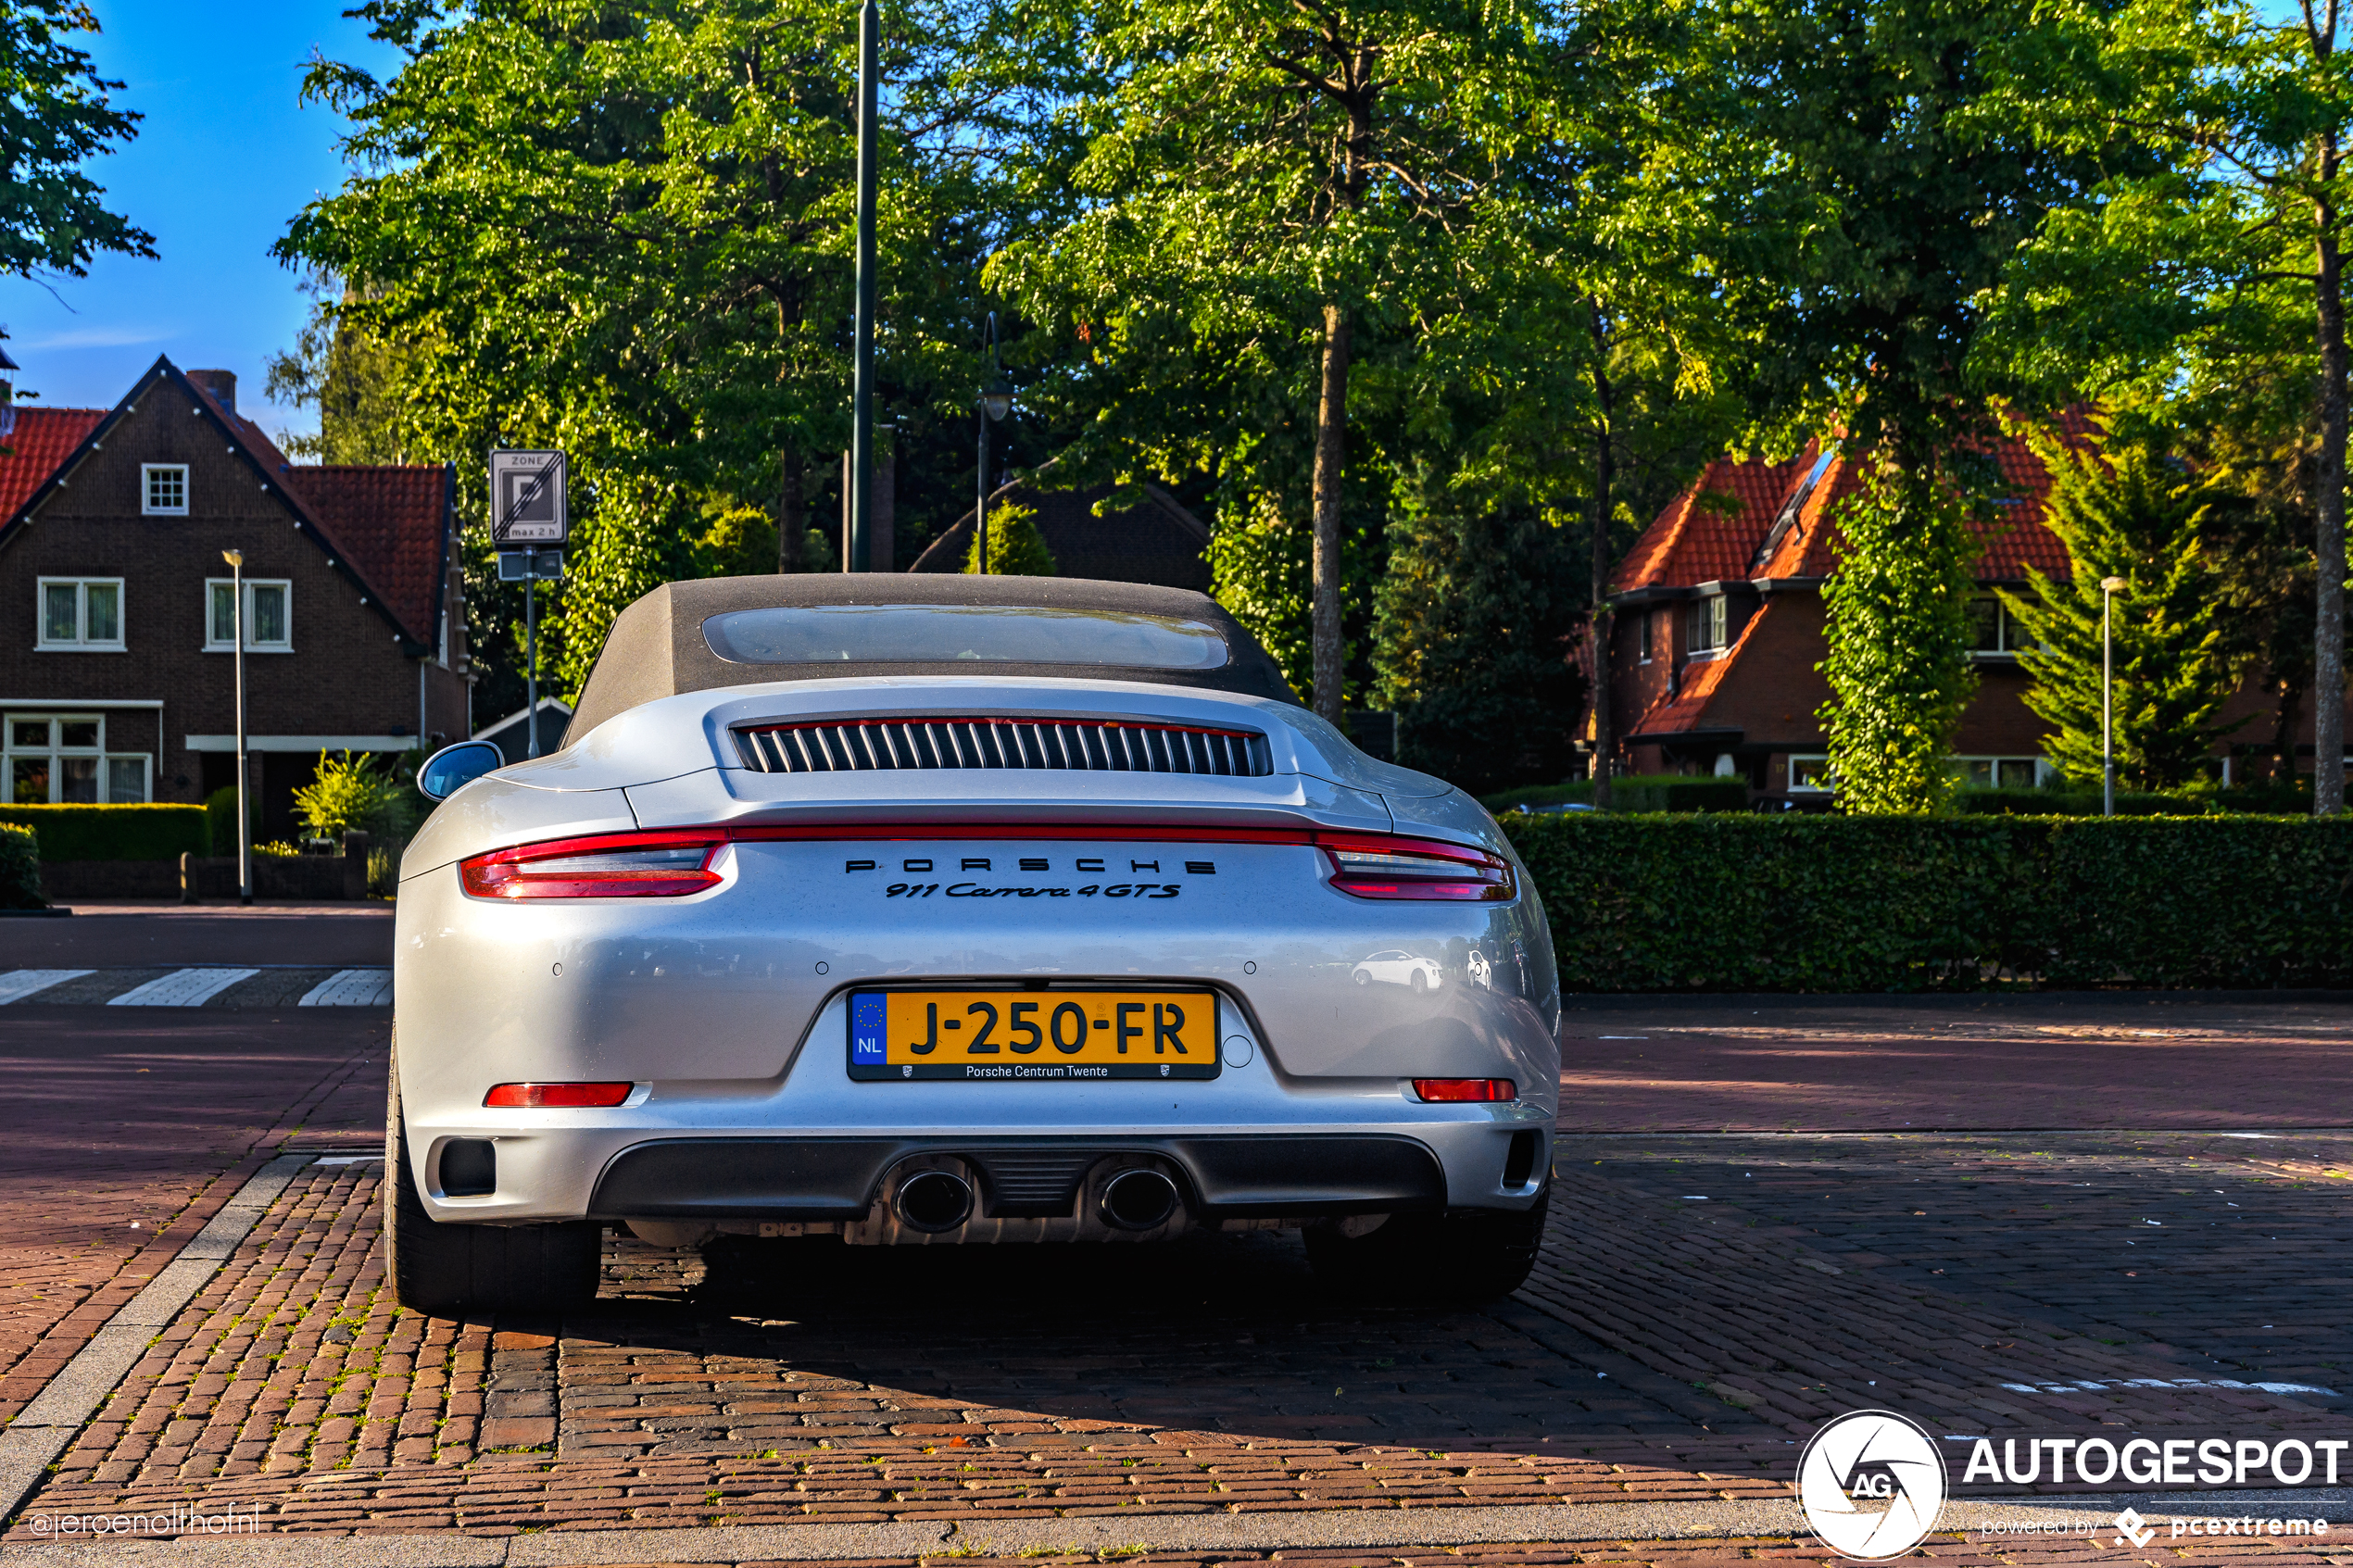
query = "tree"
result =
(2002, 430, 2241, 789)
(1702, 0, 2132, 812)
(986, 0, 1551, 722)
(0, 0, 149, 280)
(1374, 494, 1583, 795)
(278, 0, 992, 700)
(1985, 0, 2353, 811)
(961, 499, 1054, 575)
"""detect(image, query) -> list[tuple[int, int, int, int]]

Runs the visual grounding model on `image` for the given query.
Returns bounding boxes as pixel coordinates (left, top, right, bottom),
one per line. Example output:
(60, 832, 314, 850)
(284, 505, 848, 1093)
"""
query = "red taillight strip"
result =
(484, 1082, 634, 1108)
(456, 823, 1511, 901)
(1412, 1078, 1517, 1103)
(740, 718, 1265, 741)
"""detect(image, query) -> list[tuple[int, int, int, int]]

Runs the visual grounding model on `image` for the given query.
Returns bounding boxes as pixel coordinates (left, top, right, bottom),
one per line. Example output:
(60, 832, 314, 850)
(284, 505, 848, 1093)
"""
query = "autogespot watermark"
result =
(1796, 1411, 2341, 1560)
(25, 1502, 262, 1537)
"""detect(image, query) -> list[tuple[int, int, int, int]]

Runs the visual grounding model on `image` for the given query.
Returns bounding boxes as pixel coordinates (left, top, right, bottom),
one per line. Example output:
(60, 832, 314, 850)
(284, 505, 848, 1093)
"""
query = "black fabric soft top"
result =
(568, 576, 1302, 734)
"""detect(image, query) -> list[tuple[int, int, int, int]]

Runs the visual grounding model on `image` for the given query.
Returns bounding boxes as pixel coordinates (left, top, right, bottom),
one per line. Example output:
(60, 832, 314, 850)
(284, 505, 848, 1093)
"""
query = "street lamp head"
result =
(2099, 575, 2126, 593)
(221, 548, 245, 569)
(980, 375, 1013, 423)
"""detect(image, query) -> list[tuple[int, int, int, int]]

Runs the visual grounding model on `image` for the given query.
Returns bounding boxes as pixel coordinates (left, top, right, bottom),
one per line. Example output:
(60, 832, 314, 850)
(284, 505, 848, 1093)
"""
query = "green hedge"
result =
(0, 823, 40, 909)
(1502, 813, 2353, 991)
(0, 804, 207, 863)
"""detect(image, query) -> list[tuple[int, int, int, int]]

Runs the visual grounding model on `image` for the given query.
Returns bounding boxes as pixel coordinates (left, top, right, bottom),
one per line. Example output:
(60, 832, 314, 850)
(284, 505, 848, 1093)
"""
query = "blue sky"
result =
(0, 2, 401, 439)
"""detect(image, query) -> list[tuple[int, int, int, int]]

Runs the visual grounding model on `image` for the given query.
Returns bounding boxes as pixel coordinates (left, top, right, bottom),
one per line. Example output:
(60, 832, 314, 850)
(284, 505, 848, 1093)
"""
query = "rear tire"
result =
(1305, 1186, 1548, 1305)
(385, 1035, 601, 1316)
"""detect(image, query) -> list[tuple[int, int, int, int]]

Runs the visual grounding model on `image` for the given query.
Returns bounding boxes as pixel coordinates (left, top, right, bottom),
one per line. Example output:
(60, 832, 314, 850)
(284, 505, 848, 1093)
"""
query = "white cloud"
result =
(21, 326, 177, 351)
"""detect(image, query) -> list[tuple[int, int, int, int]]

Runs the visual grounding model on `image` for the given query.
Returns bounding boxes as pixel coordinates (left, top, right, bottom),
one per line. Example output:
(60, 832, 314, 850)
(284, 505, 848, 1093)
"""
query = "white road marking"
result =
(105, 967, 259, 1007)
(298, 967, 393, 1007)
(1999, 1377, 2339, 1397)
(0, 969, 92, 1003)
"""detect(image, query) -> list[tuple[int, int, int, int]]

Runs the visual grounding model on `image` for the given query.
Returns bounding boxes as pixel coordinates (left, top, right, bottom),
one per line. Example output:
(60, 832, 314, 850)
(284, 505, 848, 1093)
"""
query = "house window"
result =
(142, 465, 188, 516)
(206, 580, 293, 652)
(1686, 595, 1729, 655)
(1951, 756, 2046, 790)
(1788, 755, 1834, 792)
(1638, 610, 1655, 664)
(1969, 597, 2032, 656)
(34, 578, 124, 651)
(2, 715, 149, 802)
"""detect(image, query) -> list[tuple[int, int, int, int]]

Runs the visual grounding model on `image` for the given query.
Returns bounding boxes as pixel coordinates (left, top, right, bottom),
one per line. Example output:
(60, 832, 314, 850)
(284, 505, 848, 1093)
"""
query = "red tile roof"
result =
(0, 407, 106, 517)
(291, 466, 452, 644)
(1628, 411, 2108, 595)
(1612, 452, 1804, 592)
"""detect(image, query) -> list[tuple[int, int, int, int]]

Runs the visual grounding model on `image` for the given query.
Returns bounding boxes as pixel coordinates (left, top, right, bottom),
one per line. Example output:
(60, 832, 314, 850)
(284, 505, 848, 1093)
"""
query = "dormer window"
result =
(143, 464, 188, 516)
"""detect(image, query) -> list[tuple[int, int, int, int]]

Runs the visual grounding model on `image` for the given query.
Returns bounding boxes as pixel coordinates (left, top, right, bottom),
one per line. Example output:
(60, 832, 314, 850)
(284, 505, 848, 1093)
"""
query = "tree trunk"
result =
(2315, 162, 2347, 815)
(1588, 303, 1616, 809)
(2276, 678, 2304, 785)
(1311, 302, 1349, 723)
(777, 450, 804, 574)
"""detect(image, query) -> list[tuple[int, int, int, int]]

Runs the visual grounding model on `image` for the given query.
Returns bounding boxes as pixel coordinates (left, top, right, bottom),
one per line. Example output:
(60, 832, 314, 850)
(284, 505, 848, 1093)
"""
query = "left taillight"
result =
(1323, 834, 1514, 902)
(459, 832, 726, 899)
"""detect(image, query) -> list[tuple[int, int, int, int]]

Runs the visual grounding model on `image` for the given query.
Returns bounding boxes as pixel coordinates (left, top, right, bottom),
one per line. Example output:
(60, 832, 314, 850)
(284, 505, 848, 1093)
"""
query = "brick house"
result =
(1589, 412, 2341, 802)
(0, 356, 462, 838)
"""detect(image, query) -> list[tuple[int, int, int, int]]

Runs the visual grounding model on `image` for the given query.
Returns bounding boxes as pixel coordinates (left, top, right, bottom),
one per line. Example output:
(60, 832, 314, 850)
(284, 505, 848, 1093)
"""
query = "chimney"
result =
(188, 369, 235, 413)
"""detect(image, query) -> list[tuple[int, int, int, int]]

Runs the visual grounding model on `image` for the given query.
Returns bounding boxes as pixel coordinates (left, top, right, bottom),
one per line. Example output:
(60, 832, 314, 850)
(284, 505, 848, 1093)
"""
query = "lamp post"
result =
(223, 549, 251, 905)
(2100, 574, 2125, 818)
(975, 311, 1013, 573)
(848, 0, 879, 573)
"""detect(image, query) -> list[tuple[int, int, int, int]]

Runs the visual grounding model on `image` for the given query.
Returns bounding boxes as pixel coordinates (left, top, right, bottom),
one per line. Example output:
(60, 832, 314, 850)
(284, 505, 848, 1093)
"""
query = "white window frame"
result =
(204, 578, 295, 653)
(142, 464, 189, 517)
(1637, 610, 1655, 665)
(1686, 595, 1730, 657)
(1787, 755, 1834, 793)
(1948, 754, 2053, 790)
(1967, 596, 2032, 659)
(2, 713, 148, 802)
(34, 577, 126, 652)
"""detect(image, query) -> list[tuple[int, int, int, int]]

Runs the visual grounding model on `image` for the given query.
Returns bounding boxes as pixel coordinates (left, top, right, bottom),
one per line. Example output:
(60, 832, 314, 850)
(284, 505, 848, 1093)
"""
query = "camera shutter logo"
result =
(1796, 1410, 1949, 1559)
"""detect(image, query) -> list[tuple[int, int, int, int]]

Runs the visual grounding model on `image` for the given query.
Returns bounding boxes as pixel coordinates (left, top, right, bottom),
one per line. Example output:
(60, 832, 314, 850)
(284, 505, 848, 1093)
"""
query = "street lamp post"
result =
(223, 549, 251, 905)
(2100, 574, 2125, 818)
(848, 0, 879, 573)
(975, 311, 1013, 573)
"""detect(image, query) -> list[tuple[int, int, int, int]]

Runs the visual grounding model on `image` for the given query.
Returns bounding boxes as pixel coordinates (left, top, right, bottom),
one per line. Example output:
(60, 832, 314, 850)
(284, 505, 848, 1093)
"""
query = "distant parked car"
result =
(1352, 949, 1444, 991)
(1496, 800, 1599, 816)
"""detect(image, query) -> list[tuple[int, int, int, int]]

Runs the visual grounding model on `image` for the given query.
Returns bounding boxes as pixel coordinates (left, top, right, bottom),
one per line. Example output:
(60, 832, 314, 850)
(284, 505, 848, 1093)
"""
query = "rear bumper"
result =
(586, 1132, 1451, 1221)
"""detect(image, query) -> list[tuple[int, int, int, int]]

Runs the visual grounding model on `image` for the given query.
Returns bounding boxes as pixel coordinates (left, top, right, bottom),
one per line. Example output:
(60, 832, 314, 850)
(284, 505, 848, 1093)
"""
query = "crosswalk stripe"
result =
(105, 968, 260, 1008)
(0, 969, 94, 1004)
(298, 968, 393, 1007)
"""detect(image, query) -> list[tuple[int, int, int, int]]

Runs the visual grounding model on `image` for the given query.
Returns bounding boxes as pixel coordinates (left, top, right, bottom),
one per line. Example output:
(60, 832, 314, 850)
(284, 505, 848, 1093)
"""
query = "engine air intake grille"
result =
(735, 718, 1273, 778)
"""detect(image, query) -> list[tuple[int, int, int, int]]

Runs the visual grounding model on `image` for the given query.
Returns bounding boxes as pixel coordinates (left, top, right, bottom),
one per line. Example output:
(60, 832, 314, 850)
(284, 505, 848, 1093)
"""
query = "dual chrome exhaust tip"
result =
(890, 1161, 1182, 1234)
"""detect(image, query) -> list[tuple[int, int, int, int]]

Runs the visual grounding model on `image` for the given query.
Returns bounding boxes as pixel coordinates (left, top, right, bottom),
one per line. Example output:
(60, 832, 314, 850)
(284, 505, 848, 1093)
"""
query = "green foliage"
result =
(264, 277, 411, 462)
(2003, 432, 2242, 788)
(0, 804, 206, 862)
(1375, 500, 1583, 796)
(0, 823, 39, 909)
(1504, 813, 2353, 990)
(1202, 497, 1374, 706)
(204, 786, 258, 859)
(0, 0, 151, 281)
(292, 752, 405, 841)
(1951, 787, 2208, 817)
(961, 502, 1055, 576)
(1607, 776, 1750, 813)
(1818, 460, 1981, 815)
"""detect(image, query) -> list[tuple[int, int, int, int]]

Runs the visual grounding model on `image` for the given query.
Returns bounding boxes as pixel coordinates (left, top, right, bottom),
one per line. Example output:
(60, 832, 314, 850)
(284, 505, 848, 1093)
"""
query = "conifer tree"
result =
(2002, 433, 2241, 789)
(962, 502, 1056, 577)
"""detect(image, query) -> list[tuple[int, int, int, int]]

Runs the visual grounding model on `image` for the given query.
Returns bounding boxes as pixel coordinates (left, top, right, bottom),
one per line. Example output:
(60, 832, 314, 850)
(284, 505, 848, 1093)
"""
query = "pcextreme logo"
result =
(1796, 1411, 1950, 1559)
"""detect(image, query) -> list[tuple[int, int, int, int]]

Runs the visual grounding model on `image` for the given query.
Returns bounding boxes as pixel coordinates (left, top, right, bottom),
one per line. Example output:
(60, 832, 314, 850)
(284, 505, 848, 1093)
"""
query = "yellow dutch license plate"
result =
(847, 988, 1220, 1081)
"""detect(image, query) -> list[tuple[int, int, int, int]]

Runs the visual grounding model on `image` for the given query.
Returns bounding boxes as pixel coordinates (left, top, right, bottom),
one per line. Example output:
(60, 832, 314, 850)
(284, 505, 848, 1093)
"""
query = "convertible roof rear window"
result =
(702, 604, 1230, 671)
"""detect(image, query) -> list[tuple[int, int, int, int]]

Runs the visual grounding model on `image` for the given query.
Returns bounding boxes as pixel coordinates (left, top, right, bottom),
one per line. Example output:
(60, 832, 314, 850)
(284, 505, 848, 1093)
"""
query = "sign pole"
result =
(525, 576, 539, 759)
(849, 0, 878, 573)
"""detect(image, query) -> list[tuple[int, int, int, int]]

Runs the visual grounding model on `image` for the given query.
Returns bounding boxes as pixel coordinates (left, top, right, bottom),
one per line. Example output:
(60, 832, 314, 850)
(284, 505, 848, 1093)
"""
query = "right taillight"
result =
(1413, 1078, 1517, 1102)
(460, 831, 726, 898)
(1322, 834, 1514, 901)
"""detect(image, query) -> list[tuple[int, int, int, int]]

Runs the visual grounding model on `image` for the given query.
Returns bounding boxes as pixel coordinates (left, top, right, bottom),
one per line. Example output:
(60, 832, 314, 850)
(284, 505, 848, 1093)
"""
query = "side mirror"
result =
(418, 740, 505, 802)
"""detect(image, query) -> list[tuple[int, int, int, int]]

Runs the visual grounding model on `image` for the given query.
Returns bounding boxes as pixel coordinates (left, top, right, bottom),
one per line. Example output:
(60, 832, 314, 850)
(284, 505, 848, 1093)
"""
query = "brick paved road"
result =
(10, 1127, 2348, 1540)
(1561, 995, 2353, 1130)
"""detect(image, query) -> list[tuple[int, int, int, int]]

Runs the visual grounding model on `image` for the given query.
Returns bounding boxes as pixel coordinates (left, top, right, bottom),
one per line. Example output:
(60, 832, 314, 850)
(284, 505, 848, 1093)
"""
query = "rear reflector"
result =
(1323, 834, 1515, 902)
(484, 1082, 634, 1108)
(460, 832, 725, 899)
(1412, 1078, 1516, 1103)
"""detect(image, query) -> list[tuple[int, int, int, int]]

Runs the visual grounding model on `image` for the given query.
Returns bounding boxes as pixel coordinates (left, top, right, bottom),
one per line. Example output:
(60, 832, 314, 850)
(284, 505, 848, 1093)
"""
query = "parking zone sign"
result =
(490, 450, 568, 546)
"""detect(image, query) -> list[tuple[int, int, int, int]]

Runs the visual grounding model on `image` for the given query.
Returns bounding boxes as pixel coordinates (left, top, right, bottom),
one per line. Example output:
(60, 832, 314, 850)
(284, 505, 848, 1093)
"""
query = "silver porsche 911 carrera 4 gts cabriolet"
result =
(390, 576, 1559, 1312)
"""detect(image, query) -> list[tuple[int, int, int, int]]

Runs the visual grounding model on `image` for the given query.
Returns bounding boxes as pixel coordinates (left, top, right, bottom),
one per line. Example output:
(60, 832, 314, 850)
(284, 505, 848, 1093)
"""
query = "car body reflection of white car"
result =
(1352, 950, 1443, 991)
